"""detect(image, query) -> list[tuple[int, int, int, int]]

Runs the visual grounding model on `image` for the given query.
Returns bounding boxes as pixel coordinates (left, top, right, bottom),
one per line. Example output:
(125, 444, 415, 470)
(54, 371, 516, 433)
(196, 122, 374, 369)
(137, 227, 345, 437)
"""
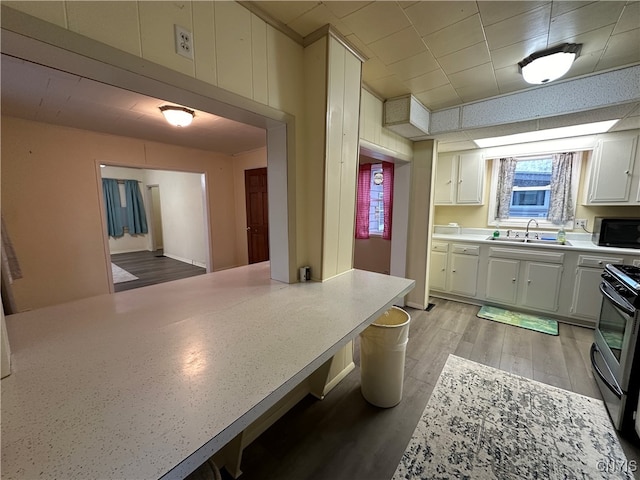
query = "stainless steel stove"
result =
(591, 264, 640, 442)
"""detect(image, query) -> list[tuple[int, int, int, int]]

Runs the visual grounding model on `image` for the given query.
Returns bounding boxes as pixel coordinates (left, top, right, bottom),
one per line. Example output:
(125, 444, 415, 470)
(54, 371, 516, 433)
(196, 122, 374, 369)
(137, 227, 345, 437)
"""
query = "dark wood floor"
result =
(111, 250, 206, 292)
(220, 298, 640, 480)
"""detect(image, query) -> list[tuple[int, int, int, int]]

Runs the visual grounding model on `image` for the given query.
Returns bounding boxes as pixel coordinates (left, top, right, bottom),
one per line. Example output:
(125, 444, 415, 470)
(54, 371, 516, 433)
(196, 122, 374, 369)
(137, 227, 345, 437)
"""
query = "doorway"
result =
(101, 165, 208, 291)
(245, 167, 269, 264)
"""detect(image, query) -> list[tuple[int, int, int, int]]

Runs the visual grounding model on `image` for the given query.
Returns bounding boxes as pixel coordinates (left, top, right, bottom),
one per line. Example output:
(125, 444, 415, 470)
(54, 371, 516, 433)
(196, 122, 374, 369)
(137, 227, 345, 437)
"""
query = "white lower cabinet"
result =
(429, 244, 448, 291)
(486, 258, 519, 304)
(521, 262, 563, 312)
(429, 242, 478, 296)
(570, 254, 624, 322)
(486, 247, 565, 313)
(449, 251, 479, 296)
(430, 237, 637, 326)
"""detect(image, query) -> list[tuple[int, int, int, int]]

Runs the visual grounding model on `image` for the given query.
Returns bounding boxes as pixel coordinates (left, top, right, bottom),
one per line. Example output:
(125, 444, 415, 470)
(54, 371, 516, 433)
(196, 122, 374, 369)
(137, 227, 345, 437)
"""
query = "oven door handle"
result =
(590, 343, 623, 399)
(599, 282, 635, 317)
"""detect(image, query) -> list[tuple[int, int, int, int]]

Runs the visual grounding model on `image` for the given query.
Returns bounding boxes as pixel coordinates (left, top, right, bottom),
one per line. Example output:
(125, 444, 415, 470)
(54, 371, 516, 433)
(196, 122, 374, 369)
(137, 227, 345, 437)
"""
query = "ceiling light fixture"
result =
(473, 120, 620, 148)
(159, 105, 195, 127)
(518, 43, 581, 85)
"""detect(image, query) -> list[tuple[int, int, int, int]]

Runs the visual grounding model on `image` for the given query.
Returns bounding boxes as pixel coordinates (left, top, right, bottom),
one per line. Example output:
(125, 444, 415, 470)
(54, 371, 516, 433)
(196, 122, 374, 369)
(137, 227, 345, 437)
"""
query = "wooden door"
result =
(245, 168, 269, 264)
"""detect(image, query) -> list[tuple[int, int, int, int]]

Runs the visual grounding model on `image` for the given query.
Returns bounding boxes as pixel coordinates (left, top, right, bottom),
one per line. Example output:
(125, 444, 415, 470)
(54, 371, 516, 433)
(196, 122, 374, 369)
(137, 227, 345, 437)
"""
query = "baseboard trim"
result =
(164, 253, 206, 269)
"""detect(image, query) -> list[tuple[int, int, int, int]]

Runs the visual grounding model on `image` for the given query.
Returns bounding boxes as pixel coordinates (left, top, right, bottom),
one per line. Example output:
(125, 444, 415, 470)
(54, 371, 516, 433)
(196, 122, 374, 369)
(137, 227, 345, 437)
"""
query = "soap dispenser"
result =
(557, 227, 566, 245)
(493, 223, 500, 238)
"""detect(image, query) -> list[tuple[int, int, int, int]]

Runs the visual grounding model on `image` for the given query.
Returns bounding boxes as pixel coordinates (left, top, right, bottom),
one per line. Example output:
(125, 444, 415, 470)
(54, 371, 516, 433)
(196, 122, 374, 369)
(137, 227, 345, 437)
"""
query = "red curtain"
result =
(382, 161, 394, 240)
(355, 164, 371, 239)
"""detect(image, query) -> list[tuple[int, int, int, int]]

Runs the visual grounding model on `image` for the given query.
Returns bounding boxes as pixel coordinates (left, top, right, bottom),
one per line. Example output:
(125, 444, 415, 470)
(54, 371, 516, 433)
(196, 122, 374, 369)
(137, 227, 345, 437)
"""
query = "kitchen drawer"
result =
(432, 242, 449, 252)
(577, 254, 623, 268)
(452, 244, 479, 255)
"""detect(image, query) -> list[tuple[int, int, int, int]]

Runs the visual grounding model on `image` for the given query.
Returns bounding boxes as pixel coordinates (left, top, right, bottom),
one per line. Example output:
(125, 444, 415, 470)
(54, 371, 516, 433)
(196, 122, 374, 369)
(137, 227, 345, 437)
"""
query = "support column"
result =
(405, 140, 437, 309)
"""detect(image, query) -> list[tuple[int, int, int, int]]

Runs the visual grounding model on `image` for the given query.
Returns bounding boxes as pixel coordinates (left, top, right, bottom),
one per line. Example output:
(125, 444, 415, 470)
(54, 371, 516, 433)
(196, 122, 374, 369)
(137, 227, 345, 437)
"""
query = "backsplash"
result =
(434, 204, 638, 232)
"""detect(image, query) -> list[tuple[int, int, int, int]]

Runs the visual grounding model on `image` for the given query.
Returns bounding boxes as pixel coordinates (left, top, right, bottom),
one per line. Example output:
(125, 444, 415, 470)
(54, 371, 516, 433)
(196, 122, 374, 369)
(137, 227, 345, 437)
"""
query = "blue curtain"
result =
(102, 178, 124, 237)
(124, 180, 148, 235)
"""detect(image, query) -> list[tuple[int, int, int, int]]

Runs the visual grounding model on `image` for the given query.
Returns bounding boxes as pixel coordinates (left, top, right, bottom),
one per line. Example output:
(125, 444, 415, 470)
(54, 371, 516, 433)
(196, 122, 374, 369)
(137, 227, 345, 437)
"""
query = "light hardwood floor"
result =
(220, 298, 640, 480)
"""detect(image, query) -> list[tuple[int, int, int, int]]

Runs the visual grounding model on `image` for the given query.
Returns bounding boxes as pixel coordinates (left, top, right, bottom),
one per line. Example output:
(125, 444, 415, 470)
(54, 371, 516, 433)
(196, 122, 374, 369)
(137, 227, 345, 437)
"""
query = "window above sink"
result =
(487, 152, 583, 230)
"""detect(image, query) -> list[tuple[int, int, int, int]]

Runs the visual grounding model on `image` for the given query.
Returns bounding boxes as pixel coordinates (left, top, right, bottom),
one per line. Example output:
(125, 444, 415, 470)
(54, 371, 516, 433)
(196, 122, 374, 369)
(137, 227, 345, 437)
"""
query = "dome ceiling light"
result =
(159, 105, 195, 127)
(518, 43, 582, 85)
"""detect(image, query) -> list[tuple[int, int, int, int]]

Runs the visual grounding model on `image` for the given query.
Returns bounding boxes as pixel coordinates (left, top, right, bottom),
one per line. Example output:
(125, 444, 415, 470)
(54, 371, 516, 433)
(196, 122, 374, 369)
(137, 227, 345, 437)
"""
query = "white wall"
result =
(145, 169, 207, 268)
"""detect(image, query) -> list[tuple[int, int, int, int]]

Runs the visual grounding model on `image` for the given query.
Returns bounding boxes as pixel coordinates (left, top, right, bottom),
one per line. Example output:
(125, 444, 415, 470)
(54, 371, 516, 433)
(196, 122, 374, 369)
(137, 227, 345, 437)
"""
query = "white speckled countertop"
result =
(432, 228, 640, 257)
(1, 263, 414, 479)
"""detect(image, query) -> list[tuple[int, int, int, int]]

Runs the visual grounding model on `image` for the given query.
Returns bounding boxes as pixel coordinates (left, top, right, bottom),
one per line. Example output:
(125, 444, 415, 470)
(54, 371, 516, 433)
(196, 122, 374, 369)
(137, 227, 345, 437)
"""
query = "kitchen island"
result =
(1, 263, 414, 479)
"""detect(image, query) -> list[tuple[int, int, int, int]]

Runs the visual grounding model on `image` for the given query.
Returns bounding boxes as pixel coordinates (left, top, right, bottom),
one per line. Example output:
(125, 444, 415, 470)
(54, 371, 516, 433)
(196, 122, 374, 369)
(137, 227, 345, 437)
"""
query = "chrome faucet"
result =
(525, 219, 539, 238)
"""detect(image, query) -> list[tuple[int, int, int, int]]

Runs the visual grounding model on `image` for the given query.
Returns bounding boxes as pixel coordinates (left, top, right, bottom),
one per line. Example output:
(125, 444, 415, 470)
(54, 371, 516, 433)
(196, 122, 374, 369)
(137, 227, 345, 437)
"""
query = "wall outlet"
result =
(174, 25, 193, 60)
(575, 219, 587, 230)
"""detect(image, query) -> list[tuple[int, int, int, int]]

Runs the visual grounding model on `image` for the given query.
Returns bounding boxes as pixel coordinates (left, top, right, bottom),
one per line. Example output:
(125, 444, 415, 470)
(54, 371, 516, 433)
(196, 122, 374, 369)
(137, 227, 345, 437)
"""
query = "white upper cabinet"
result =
(585, 132, 639, 205)
(434, 153, 456, 204)
(435, 151, 484, 205)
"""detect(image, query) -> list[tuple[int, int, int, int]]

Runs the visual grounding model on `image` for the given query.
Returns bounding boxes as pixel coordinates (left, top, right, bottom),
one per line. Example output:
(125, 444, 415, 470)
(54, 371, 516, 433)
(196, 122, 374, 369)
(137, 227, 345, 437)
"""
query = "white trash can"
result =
(360, 306, 411, 408)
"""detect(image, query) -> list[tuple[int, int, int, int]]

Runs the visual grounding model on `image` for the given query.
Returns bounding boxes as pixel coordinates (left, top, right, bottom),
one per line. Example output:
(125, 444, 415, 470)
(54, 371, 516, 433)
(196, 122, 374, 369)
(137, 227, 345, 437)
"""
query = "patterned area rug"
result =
(394, 355, 634, 479)
(111, 263, 138, 284)
(477, 305, 559, 335)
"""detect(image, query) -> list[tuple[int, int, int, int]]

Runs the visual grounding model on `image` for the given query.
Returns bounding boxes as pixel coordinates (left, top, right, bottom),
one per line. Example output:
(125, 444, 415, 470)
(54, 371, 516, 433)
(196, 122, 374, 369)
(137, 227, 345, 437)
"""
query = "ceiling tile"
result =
(490, 35, 548, 69)
(386, 51, 440, 80)
(344, 34, 375, 59)
(368, 27, 426, 65)
(457, 82, 501, 103)
(403, 1, 478, 37)
(484, 4, 552, 50)
(287, 4, 350, 37)
(550, 1, 593, 18)
(406, 69, 449, 92)
(323, 1, 372, 19)
(362, 57, 393, 81)
(254, 1, 320, 25)
(364, 75, 411, 99)
(414, 84, 462, 110)
(478, 1, 550, 26)
(423, 14, 485, 58)
(397, 1, 419, 9)
(438, 41, 491, 75)
(448, 63, 496, 89)
(553, 24, 615, 54)
(596, 28, 640, 70)
(548, 2, 626, 44)
(613, 2, 640, 35)
(495, 65, 532, 94)
(342, 2, 411, 45)
(562, 50, 600, 78)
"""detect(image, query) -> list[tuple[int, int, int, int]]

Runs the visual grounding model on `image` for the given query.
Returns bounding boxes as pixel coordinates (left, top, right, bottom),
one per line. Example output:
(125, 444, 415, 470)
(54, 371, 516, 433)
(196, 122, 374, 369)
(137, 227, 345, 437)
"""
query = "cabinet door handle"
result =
(512, 278, 516, 282)
(452, 269, 456, 273)
(527, 279, 531, 284)
(625, 170, 630, 175)
(446, 180, 452, 184)
(458, 180, 463, 183)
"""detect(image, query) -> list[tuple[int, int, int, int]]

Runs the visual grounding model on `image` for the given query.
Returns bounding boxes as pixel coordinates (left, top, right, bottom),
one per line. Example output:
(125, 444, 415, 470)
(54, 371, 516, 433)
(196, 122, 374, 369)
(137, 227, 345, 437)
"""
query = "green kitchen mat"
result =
(477, 306, 559, 335)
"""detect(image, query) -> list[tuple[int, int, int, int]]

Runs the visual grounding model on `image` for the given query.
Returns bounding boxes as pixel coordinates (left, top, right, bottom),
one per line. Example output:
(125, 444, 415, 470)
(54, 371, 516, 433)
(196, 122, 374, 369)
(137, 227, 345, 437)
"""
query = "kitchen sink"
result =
(486, 236, 571, 246)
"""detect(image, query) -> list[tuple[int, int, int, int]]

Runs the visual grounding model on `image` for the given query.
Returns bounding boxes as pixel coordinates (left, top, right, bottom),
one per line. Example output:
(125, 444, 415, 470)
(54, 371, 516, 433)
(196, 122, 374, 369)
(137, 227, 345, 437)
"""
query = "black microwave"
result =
(592, 217, 640, 249)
